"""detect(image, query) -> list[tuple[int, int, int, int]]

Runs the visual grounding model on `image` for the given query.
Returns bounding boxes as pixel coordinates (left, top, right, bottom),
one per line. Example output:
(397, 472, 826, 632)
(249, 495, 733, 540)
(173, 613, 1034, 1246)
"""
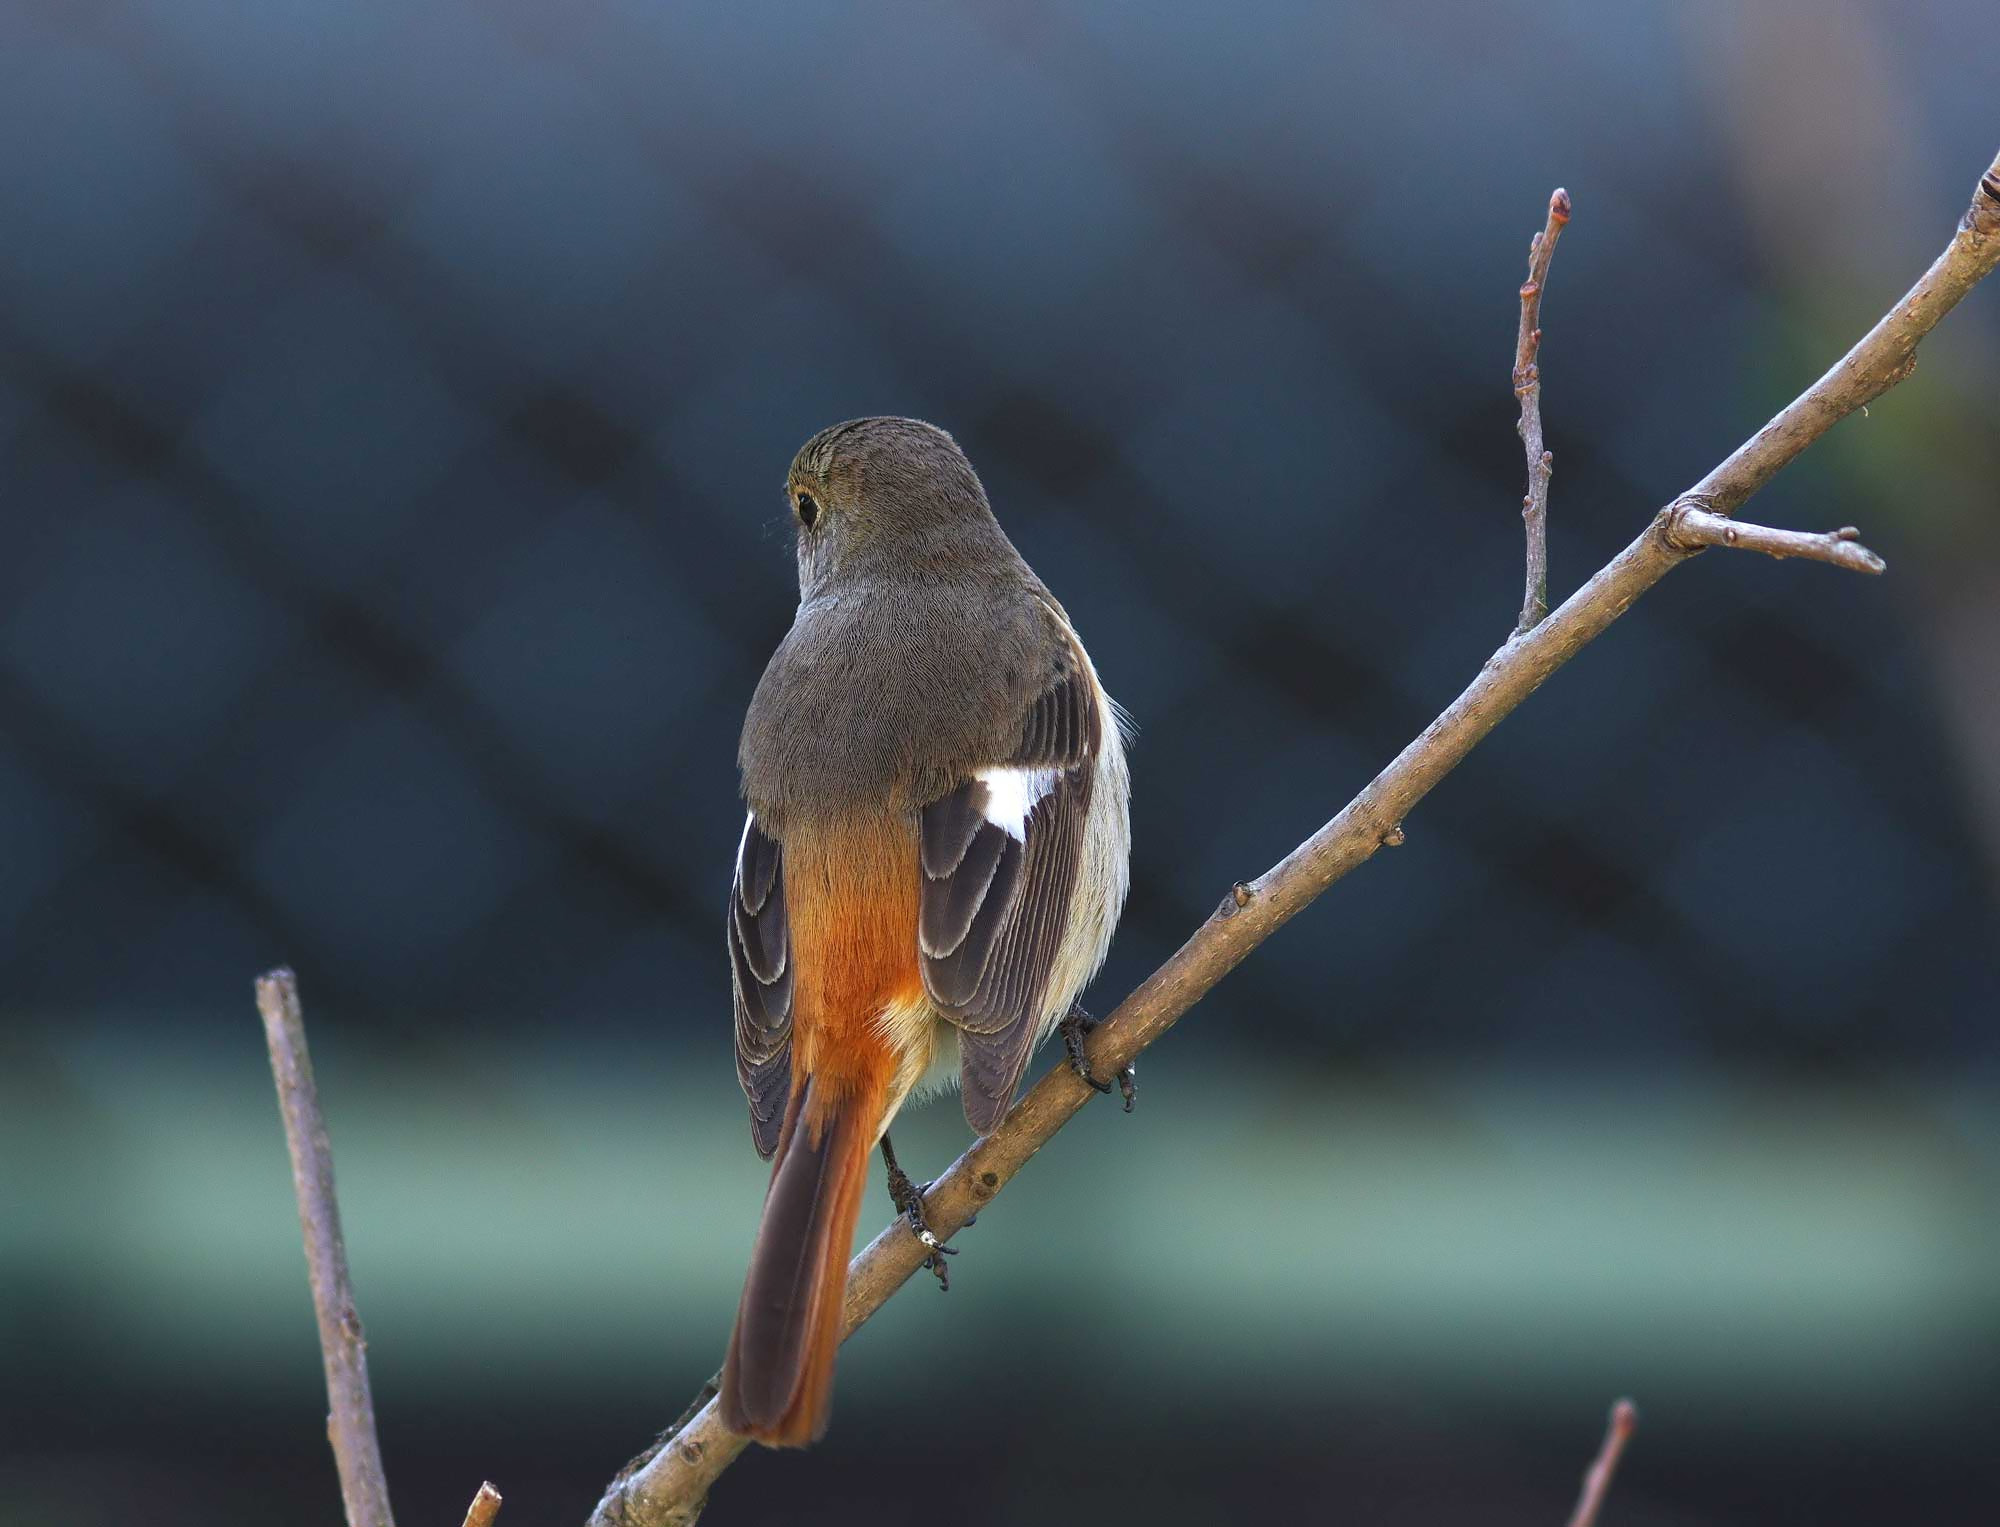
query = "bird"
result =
(718, 417, 1132, 1447)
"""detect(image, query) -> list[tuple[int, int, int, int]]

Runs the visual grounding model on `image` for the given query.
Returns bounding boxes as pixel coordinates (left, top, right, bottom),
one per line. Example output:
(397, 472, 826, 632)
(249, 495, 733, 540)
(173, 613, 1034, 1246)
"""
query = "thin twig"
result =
(1515, 186, 1572, 633)
(1666, 503, 1887, 573)
(1566, 1399, 1640, 1527)
(461, 1482, 504, 1527)
(257, 967, 397, 1527)
(590, 145, 2000, 1527)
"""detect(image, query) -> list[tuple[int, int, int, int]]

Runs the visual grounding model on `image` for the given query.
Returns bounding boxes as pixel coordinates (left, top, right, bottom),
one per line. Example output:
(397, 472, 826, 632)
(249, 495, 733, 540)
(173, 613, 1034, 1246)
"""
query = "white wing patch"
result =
(973, 766, 1058, 842)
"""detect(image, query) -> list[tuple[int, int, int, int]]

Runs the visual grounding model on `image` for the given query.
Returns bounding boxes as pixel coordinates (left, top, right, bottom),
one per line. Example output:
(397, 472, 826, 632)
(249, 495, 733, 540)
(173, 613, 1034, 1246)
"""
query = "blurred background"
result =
(2, 2, 1995, 1523)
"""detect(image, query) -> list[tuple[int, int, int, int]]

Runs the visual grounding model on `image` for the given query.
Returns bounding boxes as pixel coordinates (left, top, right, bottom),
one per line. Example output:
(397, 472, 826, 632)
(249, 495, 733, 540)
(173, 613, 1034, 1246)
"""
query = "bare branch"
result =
(461, 1483, 504, 1527)
(1666, 502, 1887, 573)
(1685, 155, 2000, 514)
(594, 1379, 719, 1527)
(1566, 1399, 1640, 1527)
(1515, 186, 1572, 633)
(589, 144, 2000, 1527)
(257, 967, 397, 1527)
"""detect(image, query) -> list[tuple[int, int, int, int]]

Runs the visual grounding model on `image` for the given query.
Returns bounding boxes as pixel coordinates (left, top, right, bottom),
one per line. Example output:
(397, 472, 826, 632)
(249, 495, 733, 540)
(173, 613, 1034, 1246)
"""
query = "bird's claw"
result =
(1060, 1005, 1137, 1112)
(882, 1144, 956, 1291)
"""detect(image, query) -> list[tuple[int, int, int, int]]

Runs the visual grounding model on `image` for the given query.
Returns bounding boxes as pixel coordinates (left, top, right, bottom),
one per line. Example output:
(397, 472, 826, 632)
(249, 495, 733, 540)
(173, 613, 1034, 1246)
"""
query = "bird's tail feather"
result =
(719, 1072, 881, 1446)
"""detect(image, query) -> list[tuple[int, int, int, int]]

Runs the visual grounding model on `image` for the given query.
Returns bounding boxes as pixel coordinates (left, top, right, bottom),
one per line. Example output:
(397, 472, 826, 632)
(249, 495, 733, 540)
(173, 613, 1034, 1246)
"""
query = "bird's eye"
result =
(796, 493, 819, 529)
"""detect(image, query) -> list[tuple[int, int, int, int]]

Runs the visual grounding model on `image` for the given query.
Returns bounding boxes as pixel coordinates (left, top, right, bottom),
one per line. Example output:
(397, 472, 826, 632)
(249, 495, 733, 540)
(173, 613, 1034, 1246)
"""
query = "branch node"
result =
(1381, 825, 1406, 847)
(1966, 163, 2000, 235)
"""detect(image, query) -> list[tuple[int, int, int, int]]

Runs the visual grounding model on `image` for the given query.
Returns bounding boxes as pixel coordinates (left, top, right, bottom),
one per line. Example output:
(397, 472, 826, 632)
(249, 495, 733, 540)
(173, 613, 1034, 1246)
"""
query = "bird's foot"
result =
(881, 1134, 957, 1291)
(1060, 1005, 1137, 1113)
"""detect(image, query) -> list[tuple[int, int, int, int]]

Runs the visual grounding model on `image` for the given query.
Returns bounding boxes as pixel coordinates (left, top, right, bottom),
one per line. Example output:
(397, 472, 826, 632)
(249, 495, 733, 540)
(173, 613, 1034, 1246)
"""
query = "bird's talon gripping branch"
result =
(1060, 1008, 1112, 1096)
(880, 1135, 956, 1290)
(1060, 1005, 1137, 1111)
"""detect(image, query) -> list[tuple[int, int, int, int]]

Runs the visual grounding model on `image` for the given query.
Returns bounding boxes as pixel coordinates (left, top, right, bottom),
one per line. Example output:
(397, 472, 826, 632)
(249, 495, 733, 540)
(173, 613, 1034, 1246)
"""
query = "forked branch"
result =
(591, 144, 2000, 1527)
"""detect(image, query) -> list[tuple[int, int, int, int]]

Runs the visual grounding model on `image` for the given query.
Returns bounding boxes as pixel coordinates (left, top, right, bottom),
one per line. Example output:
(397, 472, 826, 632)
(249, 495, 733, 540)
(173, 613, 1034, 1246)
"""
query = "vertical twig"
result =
(461, 1482, 504, 1527)
(1566, 1399, 1640, 1527)
(1514, 186, 1572, 633)
(257, 967, 398, 1527)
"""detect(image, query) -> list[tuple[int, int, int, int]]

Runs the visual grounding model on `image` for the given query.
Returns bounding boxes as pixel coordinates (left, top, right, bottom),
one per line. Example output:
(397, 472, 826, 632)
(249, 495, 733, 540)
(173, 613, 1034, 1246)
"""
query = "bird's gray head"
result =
(783, 417, 1017, 597)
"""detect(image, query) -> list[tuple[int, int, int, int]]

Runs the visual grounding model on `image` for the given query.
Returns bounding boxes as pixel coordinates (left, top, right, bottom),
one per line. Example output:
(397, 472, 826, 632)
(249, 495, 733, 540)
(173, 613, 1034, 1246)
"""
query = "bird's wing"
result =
(918, 655, 1102, 1134)
(728, 813, 793, 1158)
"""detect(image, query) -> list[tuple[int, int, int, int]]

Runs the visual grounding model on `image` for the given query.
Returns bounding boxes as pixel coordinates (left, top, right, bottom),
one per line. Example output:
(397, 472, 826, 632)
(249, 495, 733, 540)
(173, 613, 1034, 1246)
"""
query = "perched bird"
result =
(719, 417, 1132, 1446)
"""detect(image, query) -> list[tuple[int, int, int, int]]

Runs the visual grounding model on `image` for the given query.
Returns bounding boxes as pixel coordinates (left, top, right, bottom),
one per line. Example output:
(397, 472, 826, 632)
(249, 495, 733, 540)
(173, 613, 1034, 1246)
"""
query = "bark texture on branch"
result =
(589, 143, 2000, 1527)
(258, 967, 397, 1527)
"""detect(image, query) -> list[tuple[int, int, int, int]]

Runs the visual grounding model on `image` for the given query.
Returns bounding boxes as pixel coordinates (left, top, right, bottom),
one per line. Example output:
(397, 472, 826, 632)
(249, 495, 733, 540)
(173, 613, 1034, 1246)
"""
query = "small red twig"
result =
(1514, 186, 1571, 633)
(1566, 1399, 1640, 1527)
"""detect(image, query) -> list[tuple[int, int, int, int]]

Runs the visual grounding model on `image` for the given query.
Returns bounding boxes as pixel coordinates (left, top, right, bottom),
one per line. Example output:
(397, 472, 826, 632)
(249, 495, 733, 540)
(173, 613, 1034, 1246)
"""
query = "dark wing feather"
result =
(952, 770, 1092, 1132)
(1013, 667, 1102, 768)
(920, 781, 990, 878)
(918, 826, 1022, 1000)
(729, 816, 793, 1158)
(918, 666, 1102, 1135)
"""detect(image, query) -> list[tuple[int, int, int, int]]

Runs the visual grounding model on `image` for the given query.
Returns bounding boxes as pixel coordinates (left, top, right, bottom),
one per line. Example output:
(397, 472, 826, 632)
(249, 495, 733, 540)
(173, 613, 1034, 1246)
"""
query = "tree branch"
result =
(257, 967, 398, 1527)
(461, 1483, 504, 1527)
(1515, 186, 1571, 633)
(1666, 503, 1887, 573)
(590, 142, 2000, 1527)
(1566, 1399, 1640, 1527)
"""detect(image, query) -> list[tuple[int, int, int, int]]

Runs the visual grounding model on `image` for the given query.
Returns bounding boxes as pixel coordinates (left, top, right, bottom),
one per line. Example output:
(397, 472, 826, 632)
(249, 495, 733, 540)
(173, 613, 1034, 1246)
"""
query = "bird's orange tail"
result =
(719, 1072, 883, 1446)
